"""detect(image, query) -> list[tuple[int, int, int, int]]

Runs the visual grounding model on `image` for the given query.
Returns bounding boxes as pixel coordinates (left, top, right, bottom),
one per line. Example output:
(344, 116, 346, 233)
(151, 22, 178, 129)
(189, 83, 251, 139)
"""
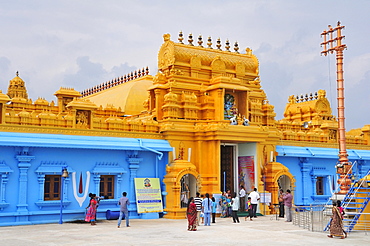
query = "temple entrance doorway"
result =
(220, 144, 236, 194)
(180, 174, 197, 208)
(278, 175, 291, 192)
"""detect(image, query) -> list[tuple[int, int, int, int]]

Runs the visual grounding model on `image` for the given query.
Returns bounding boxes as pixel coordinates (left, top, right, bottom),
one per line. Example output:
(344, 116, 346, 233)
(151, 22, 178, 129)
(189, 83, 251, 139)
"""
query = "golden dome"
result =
(84, 75, 153, 115)
(18, 109, 30, 118)
(35, 97, 49, 105)
(0, 90, 10, 102)
(9, 74, 25, 85)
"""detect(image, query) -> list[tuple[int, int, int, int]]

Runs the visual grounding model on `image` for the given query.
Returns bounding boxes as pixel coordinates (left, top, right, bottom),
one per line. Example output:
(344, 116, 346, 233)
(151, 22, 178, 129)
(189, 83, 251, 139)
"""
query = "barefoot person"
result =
(328, 200, 346, 239)
(187, 197, 197, 231)
(85, 193, 97, 225)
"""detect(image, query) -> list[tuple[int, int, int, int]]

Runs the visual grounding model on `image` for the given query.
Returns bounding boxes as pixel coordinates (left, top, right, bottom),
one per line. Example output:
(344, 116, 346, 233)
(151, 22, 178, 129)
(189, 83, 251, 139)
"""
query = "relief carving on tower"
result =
(211, 56, 226, 72)
(76, 110, 90, 129)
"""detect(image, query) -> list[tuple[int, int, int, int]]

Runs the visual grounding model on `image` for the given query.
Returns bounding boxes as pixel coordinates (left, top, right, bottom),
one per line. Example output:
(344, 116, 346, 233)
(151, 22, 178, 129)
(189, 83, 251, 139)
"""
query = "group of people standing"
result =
(84, 192, 130, 228)
(278, 189, 293, 222)
(187, 192, 216, 231)
(187, 187, 262, 230)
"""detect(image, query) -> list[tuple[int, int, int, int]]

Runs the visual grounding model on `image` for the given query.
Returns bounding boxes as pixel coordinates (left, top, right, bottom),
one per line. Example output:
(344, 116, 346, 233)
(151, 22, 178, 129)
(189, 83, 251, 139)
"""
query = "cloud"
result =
(0, 57, 11, 77)
(61, 56, 137, 92)
(1, 1, 370, 130)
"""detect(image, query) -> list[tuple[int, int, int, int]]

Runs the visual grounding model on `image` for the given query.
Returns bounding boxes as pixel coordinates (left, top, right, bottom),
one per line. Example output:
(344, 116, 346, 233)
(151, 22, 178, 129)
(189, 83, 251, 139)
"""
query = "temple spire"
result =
(7, 71, 28, 99)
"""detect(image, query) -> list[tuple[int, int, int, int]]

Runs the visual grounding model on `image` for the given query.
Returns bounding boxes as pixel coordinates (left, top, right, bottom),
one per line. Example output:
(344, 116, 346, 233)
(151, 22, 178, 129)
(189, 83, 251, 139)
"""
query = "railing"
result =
(324, 161, 357, 208)
(343, 169, 370, 210)
(81, 67, 149, 97)
(293, 203, 370, 234)
(293, 204, 330, 232)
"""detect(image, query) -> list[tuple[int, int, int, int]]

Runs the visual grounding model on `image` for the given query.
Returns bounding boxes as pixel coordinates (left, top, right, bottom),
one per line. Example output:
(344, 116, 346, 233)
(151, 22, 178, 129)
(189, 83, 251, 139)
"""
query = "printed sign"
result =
(260, 192, 271, 203)
(134, 178, 163, 213)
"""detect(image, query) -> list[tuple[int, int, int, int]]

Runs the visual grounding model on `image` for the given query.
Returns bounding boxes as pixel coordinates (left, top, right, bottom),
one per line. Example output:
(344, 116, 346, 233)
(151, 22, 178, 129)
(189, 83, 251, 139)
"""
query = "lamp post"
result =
(321, 22, 351, 194)
(59, 167, 69, 224)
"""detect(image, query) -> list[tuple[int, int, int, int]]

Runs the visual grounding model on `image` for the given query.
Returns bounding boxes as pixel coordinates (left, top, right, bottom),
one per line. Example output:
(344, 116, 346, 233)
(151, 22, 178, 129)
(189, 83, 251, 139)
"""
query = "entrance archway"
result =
(264, 161, 295, 209)
(278, 175, 291, 192)
(180, 174, 197, 208)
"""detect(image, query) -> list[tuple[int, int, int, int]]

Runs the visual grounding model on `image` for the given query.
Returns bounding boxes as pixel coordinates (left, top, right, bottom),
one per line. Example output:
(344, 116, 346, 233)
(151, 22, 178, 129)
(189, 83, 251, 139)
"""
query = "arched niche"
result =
(163, 159, 201, 219)
(264, 162, 295, 208)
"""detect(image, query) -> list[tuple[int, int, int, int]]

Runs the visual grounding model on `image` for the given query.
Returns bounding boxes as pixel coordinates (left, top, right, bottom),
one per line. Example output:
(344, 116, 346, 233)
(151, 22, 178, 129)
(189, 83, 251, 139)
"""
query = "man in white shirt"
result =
(239, 185, 246, 212)
(248, 188, 260, 219)
(194, 192, 203, 226)
(231, 192, 240, 223)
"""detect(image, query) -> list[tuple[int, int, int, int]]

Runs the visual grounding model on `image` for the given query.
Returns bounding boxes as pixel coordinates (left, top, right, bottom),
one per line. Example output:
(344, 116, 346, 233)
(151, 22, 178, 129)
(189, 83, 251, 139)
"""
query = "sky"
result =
(1, 1, 369, 130)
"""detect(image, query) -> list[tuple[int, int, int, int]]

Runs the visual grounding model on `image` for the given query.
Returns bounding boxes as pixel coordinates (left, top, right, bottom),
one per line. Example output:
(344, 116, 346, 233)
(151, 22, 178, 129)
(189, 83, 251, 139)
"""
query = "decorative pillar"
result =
(93, 174, 101, 195)
(116, 174, 123, 199)
(36, 174, 46, 202)
(299, 158, 312, 205)
(15, 147, 35, 223)
(126, 151, 142, 214)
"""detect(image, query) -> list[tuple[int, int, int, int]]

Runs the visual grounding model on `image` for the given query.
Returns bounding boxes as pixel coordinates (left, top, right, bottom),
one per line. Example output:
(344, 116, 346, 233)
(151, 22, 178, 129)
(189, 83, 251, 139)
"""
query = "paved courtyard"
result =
(0, 215, 369, 245)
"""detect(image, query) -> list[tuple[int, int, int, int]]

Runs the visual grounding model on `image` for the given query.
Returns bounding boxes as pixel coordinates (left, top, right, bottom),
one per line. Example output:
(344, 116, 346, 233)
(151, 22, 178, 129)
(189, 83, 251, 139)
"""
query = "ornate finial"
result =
(234, 41, 239, 53)
(198, 35, 203, 47)
(163, 33, 171, 42)
(296, 95, 299, 103)
(314, 92, 318, 99)
(300, 94, 304, 102)
(309, 92, 313, 100)
(146, 66, 149, 75)
(134, 71, 137, 79)
(225, 39, 230, 51)
(138, 69, 141, 77)
(216, 38, 222, 50)
(188, 33, 194, 46)
(178, 31, 184, 44)
(305, 94, 308, 101)
(337, 21, 341, 26)
(16, 71, 19, 76)
(207, 36, 212, 49)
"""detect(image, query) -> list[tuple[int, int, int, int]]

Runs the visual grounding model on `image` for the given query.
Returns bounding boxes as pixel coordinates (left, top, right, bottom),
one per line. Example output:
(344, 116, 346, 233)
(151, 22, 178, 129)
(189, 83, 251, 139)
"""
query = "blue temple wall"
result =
(276, 145, 370, 206)
(0, 132, 172, 226)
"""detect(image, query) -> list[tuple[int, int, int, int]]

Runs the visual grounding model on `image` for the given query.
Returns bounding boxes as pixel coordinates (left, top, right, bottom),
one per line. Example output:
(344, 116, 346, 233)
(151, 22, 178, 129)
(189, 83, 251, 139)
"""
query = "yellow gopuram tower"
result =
(143, 33, 280, 218)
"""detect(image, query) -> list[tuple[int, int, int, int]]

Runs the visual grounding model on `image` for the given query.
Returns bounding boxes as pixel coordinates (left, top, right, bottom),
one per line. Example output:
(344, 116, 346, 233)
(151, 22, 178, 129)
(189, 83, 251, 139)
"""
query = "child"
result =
(227, 194, 232, 217)
(337, 200, 345, 219)
(245, 197, 252, 221)
(211, 197, 217, 223)
(200, 194, 205, 223)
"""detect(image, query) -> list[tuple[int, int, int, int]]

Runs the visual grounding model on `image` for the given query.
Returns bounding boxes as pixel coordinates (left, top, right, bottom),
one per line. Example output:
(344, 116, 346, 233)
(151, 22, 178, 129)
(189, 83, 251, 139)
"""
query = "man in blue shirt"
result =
(117, 192, 130, 228)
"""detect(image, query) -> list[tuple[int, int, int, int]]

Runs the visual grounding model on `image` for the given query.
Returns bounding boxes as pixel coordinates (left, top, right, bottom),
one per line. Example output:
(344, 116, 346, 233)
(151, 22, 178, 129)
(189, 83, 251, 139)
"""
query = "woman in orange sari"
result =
(328, 201, 346, 239)
(187, 197, 197, 231)
(85, 193, 97, 225)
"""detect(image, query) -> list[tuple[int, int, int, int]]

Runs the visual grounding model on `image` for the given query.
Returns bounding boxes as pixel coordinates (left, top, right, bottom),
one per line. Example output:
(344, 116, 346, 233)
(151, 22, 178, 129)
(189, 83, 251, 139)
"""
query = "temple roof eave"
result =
(206, 83, 250, 91)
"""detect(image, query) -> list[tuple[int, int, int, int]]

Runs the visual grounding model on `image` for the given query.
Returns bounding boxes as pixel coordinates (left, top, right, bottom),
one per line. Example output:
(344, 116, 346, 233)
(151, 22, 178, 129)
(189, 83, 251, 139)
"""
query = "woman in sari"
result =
(328, 200, 346, 239)
(85, 193, 97, 225)
(219, 192, 228, 218)
(186, 197, 197, 231)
